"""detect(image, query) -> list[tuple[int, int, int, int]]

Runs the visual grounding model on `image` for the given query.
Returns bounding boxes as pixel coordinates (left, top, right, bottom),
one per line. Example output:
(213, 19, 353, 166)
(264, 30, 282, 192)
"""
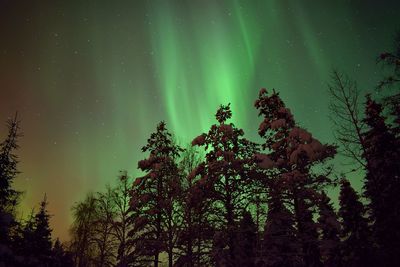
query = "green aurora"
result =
(0, 0, 399, 240)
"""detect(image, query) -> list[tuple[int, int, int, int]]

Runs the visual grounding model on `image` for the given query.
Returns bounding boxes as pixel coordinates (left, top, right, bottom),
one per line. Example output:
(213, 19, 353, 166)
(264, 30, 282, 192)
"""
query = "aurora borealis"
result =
(0, 1, 399, 241)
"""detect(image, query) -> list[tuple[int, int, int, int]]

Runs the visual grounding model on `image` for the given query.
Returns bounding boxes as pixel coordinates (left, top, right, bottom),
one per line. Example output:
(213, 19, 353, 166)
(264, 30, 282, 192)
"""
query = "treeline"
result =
(1, 36, 400, 267)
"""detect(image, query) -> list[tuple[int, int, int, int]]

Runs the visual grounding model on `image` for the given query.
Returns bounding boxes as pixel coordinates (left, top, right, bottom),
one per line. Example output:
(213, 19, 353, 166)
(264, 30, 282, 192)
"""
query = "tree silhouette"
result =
(255, 88, 336, 267)
(338, 179, 370, 267)
(328, 70, 366, 168)
(261, 189, 301, 267)
(192, 104, 258, 266)
(70, 193, 98, 267)
(317, 192, 341, 267)
(362, 96, 400, 266)
(0, 113, 22, 256)
(130, 121, 183, 267)
(175, 146, 213, 267)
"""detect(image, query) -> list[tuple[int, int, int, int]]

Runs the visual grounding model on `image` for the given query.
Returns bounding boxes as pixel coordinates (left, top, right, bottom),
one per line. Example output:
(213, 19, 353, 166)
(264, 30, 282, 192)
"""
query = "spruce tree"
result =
(317, 192, 341, 267)
(261, 189, 301, 267)
(254, 88, 336, 267)
(130, 121, 183, 267)
(0, 114, 22, 248)
(191, 104, 258, 266)
(33, 195, 53, 264)
(362, 96, 400, 266)
(338, 179, 370, 267)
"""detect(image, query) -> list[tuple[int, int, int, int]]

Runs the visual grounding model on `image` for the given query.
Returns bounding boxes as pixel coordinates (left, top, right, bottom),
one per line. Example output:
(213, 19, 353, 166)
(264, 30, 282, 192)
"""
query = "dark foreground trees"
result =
(2, 32, 400, 267)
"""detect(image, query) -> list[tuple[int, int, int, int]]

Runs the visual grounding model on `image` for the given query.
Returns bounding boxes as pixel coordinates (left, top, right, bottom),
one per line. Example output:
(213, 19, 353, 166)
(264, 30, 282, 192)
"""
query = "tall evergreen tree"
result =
(33, 195, 53, 263)
(338, 179, 370, 267)
(191, 104, 258, 266)
(362, 96, 400, 266)
(15, 196, 53, 266)
(261, 189, 302, 267)
(0, 114, 22, 250)
(130, 121, 183, 267)
(317, 192, 341, 267)
(254, 88, 336, 267)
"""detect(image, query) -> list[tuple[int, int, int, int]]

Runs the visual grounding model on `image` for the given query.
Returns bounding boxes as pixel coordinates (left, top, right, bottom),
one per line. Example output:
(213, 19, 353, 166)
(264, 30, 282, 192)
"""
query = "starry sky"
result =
(0, 0, 399, 241)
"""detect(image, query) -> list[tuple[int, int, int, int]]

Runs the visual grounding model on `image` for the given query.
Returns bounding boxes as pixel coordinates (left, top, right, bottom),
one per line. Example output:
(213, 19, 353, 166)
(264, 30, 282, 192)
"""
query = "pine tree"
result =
(254, 88, 336, 267)
(130, 121, 183, 267)
(33, 195, 53, 264)
(261, 189, 302, 267)
(317, 192, 341, 267)
(362, 96, 400, 266)
(338, 178, 371, 267)
(14, 196, 53, 266)
(0, 114, 22, 250)
(191, 104, 258, 266)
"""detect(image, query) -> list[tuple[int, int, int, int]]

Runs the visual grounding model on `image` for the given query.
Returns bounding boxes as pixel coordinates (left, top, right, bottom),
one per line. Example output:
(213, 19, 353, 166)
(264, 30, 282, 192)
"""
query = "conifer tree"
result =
(254, 88, 336, 267)
(261, 189, 301, 267)
(130, 121, 183, 267)
(191, 104, 258, 266)
(338, 179, 370, 267)
(362, 96, 400, 266)
(0, 114, 22, 249)
(33, 195, 53, 262)
(317, 192, 341, 267)
(16, 196, 53, 266)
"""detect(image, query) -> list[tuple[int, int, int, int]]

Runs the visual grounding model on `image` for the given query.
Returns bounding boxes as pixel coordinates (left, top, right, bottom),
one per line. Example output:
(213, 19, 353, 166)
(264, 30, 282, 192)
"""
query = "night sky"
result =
(0, 0, 399, 241)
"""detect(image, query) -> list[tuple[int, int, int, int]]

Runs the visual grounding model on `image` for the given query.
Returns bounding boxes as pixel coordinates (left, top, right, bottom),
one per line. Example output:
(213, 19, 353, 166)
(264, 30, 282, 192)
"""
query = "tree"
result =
(14, 196, 53, 266)
(130, 121, 183, 267)
(235, 211, 257, 267)
(338, 179, 370, 267)
(191, 104, 258, 266)
(70, 193, 98, 267)
(328, 70, 367, 168)
(362, 96, 400, 266)
(93, 187, 117, 267)
(317, 192, 341, 267)
(175, 146, 213, 267)
(254, 88, 336, 267)
(0, 114, 22, 251)
(112, 171, 137, 267)
(33, 195, 53, 263)
(52, 238, 74, 267)
(261, 189, 302, 267)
